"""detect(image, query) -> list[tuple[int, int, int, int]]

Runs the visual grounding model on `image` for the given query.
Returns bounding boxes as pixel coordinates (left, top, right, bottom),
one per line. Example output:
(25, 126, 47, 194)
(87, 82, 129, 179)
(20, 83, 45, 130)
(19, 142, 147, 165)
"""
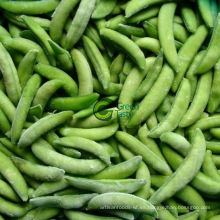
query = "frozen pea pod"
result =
(83, 36, 110, 90)
(71, 49, 93, 95)
(127, 64, 174, 128)
(148, 78, 191, 138)
(196, 13, 220, 74)
(11, 156, 65, 182)
(50, 0, 80, 42)
(34, 63, 78, 96)
(32, 140, 105, 176)
(18, 111, 73, 148)
(100, 28, 146, 70)
(62, 0, 96, 49)
(210, 128, 220, 139)
(173, 23, 189, 43)
(8, 23, 22, 38)
(60, 123, 119, 141)
(134, 37, 160, 54)
(149, 128, 206, 205)
(55, 136, 111, 165)
(90, 156, 142, 180)
(105, 15, 126, 30)
(0, 108, 10, 133)
(65, 176, 146, 194)
(116, 24, 145, 37)
(0, 151, 28, 202)
(30, 194, 97, 209)
(172, 25, 208, 92)
(206, 141, 220, 154)
(88, 192, 158, 217)
(11, 74, 41, 144)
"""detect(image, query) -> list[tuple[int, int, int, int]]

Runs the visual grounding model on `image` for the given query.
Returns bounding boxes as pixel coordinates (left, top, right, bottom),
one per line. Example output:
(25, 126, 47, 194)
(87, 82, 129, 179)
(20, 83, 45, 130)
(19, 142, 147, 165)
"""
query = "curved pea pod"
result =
(50, 0, 80, 43)
(148, 78, 191, 138)
(196, 13, 220, 74)
(71, 49, 93, 95)
(65, 176, 146, 194)
(88, 192, 158, 217)
(116, 131, 171, 175)
(105, 15, 126, 30)
(0, 151, 28, 202)
(92, 0, 117, 19)
(134, 37, 160, 54)
(62, 0, 96, 49)
(34, 63, 78, 96)
(0, 108, 10, 133)
(127, 64, 174, 128)
(210, 128, 220, 139)
(90, 156, 142, 180)
(11, 156, 65, 182)
(0, 43, 21, 105)
(0, 25, 11, 43)
(0, 0, 59, 15)
(49, 93, 99, 111)
(54, 136, 111, 165)
(149, 128, 206, 205)
(60, 123, 119, 141)
(116, 24, 145, 37)
(30, 194, 97, 209)
(206, 141, 220, 154)
(100, 28, 146, 70)
(18, 111, 73, 148)
(32, 140, 106, 176)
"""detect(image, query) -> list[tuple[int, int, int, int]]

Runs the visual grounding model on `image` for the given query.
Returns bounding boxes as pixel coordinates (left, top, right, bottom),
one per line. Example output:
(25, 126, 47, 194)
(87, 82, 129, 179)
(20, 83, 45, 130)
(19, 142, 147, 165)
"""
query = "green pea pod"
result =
(0, 108, 10, 133)
(62, 0, 96, 49)
(8, 23, 22, 38)
(100, 28, 146, 70)
(18, 111, 73, 148)
(206, 141, 220, 154)
(116, 24, 145, 37)
(134, 37, 160, 54)
(106, 15, 126, 30)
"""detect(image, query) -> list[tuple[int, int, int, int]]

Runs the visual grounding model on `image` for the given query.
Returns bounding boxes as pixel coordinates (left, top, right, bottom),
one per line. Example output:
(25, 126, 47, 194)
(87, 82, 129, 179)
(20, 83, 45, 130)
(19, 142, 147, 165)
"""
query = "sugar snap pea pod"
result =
(0, 143, 14, 157)
(105, 15, 126, 30)
(181, 6, 198, 33)
(173, 23, 189, 43)
(134, 37, 160, 54)
(0, 151, 28, 201)
(90, 156, 142, 180)
(0, 108, 10, 133)
(0, 25, 11, 44)
(158, 3, 178, 71)
(196, 14, 220, 74)
(0, 43, 21, 105)
(148, 78, 191, 138)
(71, 49, 93, 95)
(65, 211, 121, 220)
(30, 194, 97, 209)
(208, 59, 220, 113)
(143, 20, 158, 38)
(32, 140, 105, 175)
(50, 0, 80, 43)
(116, 131, 171, 175)
(60, 123, 119, 141)
(134, 50, 163, 101)
(11, 74, 41, 144)
(127, 64, 174, 128)
(11, 156, 65, 182)
(65, 176, 146, 194)
(150, 128, 206, 205)
(92, 0, 117, 19)
(100, 28, 146, 70)
(213, 155, 220, 168)
(180, 71, 212, 127)
(18, 111, 73, 148)
(0, 0, 59, 15)
(160, 132, 191, 156)
(8, 23, 22, 38)
(34, 63, 78, 96)
(172, 25, 208, 92)
(88, 192, 158, 217)
(198, 0, 214, 28)
(83, 36, 110, 90)
(55, 136, 111, 165)
(49, 93, 99, 111)
(202, 150, 220, 182)
(122, 58, 133, 75)
(116, 24, 145, 37)
(210, 128, 220, 139)
(62, 0, 96, 49)
(206, 141, 220, 153)
(22, 15, 56, 66)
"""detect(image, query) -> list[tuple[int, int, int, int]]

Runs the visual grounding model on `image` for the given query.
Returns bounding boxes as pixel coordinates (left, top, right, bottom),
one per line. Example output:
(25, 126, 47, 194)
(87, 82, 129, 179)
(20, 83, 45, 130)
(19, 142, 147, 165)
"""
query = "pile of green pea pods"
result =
(0, 0, 220, 219)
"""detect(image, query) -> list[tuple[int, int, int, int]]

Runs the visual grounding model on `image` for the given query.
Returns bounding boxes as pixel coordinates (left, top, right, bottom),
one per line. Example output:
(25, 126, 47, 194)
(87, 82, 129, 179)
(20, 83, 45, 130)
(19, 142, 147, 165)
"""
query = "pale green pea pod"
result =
(116, 131, 172, 175)
(0, 151, 28, 202)
(62, 0, 96, 49)
(210, 128, 220, 139)
(206, 141, 220, 153)
(213, 154, 220, 168)
(18, 111, 73, 148)
(148, 78, 191, 138)
(30, 194, 97, 209)
(116, 24, 145, 37)
(0, 143, 14, 157)
(105, 15, 126, 30)
(65, 176, 146, 194)
(134, 37, 160, 54)
(0, 108, 10, 133)
(0, 25, 11, 43)
(8, 23, 22, 38)
(32, 140, 106, 176)
(87, 192, 158, 217)
(11, 156, 65, 182)
(60, 123, 119, 141)
(173, 23, 189, 43)
(160, 132, 191, 156)
(122, 58, 133, 75)
(90, 156, 142, 180)
(146, 113, 158, 130)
